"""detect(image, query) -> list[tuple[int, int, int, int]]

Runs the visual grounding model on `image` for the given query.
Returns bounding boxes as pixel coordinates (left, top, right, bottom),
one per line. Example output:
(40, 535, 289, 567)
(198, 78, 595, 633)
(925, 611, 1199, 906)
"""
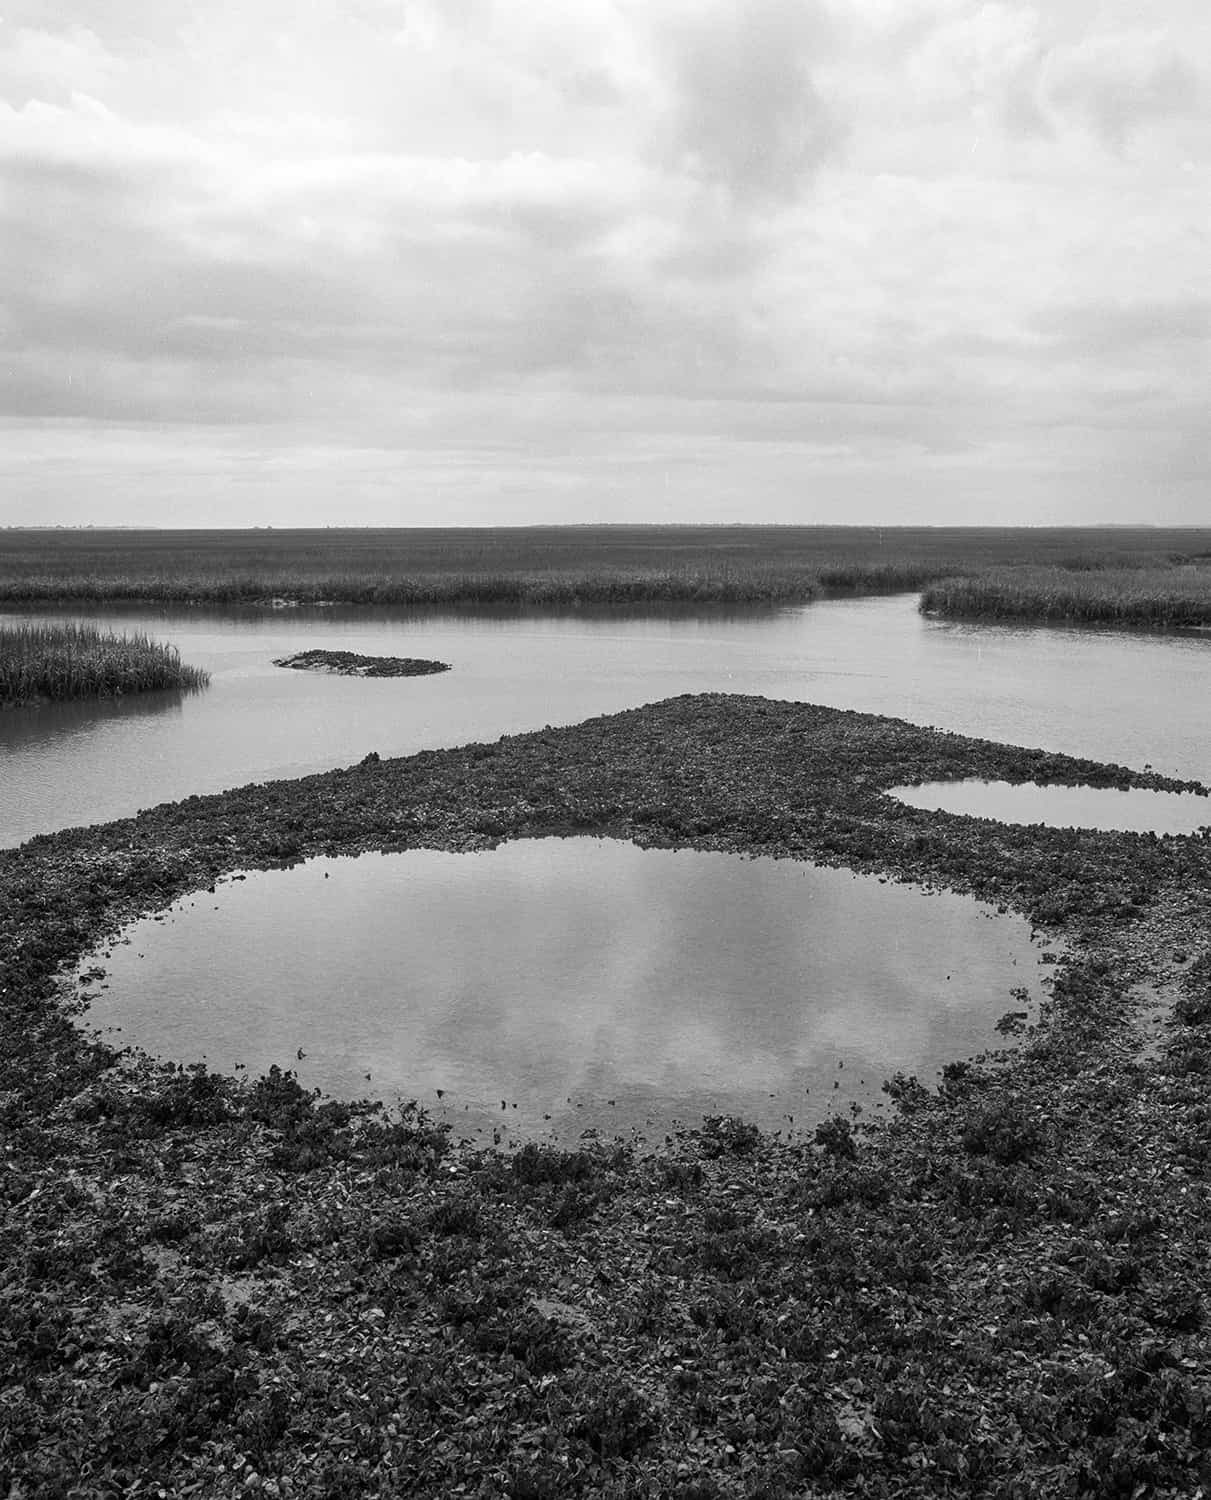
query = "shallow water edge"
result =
(18, 690, 1206, 979)
(6, 590, 1211, 849)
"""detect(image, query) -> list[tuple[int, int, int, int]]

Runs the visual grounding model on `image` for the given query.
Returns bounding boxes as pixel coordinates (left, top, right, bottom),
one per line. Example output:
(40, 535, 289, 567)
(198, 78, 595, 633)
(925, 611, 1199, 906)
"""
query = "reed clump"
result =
(0, 623, 209, 706)
(921, 564, 1211, 629)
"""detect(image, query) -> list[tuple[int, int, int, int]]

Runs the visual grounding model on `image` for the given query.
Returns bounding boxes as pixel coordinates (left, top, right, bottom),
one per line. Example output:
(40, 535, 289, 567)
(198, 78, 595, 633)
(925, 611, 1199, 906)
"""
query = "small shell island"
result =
(272, 649, 450, 678)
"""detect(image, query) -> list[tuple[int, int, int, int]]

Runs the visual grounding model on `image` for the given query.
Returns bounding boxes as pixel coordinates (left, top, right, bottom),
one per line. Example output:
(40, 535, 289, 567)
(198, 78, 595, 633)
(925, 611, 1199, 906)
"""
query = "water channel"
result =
(890, 780, 1211, 834)
(4, 594, 1210, 848)
(78, 837, 1053, 1144)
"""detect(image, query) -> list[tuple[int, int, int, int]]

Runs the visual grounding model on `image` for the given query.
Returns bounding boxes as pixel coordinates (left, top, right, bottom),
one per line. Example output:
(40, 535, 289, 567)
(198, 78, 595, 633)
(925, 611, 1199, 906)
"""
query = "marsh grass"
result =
(4, 524, 1208, 607)
(1, 565, 821, 607)
(0, 623, 209, 706)
(921, 563, 1211, 628)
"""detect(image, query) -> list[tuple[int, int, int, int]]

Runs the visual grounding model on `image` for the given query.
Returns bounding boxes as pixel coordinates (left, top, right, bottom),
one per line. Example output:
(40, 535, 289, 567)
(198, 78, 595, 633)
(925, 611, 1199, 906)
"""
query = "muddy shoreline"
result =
(5, 694, 1211, 1497)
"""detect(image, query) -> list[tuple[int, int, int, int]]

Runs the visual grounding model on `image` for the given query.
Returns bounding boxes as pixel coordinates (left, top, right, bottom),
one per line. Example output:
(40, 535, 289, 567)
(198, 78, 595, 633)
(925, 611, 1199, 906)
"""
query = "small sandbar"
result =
(889, 778, 1211, 835)
(272, 648, 449, 677)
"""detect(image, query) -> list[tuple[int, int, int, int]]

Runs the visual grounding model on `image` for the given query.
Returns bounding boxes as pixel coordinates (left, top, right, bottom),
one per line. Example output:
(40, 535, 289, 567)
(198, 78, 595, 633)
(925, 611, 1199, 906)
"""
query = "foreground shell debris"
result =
(4, 694, 1211, 1498)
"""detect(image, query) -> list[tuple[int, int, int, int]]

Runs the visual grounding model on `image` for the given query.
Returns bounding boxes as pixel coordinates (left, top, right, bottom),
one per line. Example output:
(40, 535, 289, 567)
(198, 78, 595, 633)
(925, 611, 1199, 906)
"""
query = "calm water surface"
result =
(4, 596, 1210, 847)
(890, 780, 1211, 834)
(79, 838, 1051, 1144)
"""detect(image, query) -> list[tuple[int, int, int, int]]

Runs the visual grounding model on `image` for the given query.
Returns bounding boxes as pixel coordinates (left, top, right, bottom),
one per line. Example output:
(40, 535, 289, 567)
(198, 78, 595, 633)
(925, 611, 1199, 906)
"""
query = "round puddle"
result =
(78, 837, 1054, 1144)
(888, 780, 1211, 834)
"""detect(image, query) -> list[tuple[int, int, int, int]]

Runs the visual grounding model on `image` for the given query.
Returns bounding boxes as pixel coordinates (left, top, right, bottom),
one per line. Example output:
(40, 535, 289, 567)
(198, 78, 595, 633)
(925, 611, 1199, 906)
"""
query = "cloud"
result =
(1040, 298, 1211, 355)
(1043, 31, 1206, 149)
(648, 0, 841, 204)
(0, 1, 1207, 524)
(903, 3, 1045, 119)
(0, 23, 123, 105)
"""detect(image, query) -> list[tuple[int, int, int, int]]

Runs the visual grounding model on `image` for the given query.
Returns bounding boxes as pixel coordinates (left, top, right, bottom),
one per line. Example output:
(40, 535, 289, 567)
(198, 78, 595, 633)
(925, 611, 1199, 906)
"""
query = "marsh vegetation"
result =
(4, 523, 1209, 609)
(921, 562, 1211, 628)
(0, 622, 209, 707)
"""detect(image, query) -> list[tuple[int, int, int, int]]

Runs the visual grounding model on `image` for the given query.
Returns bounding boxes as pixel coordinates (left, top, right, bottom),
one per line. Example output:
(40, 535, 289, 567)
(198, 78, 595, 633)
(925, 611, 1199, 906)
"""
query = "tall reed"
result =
(0, 623, 210, 706)
(921, 565, 1211, 628)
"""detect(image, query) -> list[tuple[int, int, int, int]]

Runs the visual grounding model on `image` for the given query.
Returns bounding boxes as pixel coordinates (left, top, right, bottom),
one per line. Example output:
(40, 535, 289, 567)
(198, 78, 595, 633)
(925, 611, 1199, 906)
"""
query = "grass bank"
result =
(4, 524, 1209, 608)
(922, 563, 1211, 629)
(0, 622, 209, 707)
(4, 696, 1211, 1497)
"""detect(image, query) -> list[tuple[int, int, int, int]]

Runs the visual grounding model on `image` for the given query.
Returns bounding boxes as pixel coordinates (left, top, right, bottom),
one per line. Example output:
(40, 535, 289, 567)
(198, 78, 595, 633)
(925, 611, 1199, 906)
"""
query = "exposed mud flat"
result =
(4, 694, 1211, 1497)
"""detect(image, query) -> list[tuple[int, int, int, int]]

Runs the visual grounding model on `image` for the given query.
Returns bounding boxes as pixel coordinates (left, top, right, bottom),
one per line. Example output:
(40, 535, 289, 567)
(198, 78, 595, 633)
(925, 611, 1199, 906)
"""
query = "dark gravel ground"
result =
(4, 694, 1211, 1499)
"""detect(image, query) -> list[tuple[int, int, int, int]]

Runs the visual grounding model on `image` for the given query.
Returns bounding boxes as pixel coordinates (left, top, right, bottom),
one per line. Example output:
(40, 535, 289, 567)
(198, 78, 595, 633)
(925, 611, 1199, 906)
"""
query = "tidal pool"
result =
(888, 780, 1211, 835)
(79, 837, 1052, 1145)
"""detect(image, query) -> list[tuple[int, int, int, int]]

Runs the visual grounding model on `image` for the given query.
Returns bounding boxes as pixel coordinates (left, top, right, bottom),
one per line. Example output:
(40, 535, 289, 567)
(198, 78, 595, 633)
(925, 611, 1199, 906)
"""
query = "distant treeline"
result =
(921, 564, 1211, 629)
(0, 623, 209, 707)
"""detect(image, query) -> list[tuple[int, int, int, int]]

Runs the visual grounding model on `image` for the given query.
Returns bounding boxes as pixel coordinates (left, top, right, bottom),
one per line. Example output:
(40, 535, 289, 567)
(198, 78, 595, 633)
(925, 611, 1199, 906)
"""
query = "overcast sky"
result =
(1, 0, 1207, 528)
